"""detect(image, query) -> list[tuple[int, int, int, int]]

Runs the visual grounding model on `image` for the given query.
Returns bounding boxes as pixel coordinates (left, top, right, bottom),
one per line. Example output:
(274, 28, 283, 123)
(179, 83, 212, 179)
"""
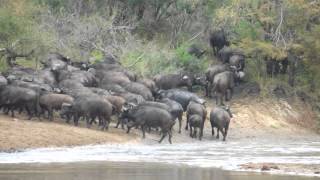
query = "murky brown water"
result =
(0, 162, 317, 180)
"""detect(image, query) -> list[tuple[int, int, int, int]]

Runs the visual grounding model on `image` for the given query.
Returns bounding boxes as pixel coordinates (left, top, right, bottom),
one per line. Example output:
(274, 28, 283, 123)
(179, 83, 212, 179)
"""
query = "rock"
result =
(261, 164, 279, 171)
(270, 164, 280, 170)
(261, 165, 271, 171)
(315, 171, 320, 174)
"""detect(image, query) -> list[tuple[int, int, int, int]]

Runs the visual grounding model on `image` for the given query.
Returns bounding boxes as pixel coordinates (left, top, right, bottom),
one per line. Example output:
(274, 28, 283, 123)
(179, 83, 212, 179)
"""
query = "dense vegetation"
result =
(0, 0, 319, 103)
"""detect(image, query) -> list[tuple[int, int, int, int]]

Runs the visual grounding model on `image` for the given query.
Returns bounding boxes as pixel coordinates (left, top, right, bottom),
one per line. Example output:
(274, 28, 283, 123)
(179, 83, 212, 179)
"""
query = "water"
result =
(0, 161, 318, 180)
(0, 140, 319, 178)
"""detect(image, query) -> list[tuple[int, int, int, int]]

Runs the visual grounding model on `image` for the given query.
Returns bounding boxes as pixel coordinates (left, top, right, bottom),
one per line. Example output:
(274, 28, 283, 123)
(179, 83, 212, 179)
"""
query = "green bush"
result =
(175, 43, 209, 74)
(120, 43, 178, 77)
(90, 50, 104, 64)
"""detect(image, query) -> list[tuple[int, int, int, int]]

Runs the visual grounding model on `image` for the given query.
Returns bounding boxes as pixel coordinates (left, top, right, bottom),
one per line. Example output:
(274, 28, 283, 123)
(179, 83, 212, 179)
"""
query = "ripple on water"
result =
(0, 141, 319, 176)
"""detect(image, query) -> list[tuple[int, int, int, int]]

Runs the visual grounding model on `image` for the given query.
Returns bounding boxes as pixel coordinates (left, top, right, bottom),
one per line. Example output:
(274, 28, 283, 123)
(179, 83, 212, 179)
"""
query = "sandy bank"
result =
(0, 97, 318, 151)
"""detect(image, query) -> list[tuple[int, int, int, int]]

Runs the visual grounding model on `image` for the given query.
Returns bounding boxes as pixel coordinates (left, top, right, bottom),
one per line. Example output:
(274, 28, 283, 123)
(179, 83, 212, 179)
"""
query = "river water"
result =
(0, 139, 319, 179)
(0, 161, 318, 180)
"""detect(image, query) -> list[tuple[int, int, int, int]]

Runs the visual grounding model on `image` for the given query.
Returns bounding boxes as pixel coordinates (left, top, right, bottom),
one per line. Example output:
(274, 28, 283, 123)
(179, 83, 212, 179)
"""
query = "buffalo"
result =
(61, 96, 113, 130)
(39, 93, 74, 121)
(210, 71, 244, 105)
(137, 78, 158, 96)
(266, 58, 288, 76)
(157, 89, 205, 111)
(122, 82, 154, 101)
(0, 85, 40, 119)
(154, 73, 193, 91)
(229, 54, 245, 71)
(187, 44, 206, 58)
(186, 101, 207, 140)
(218, 47, 245, 64)
(123, 106, 175, 144)
(209, 30, 229, 55)
(188, 114, 203, 139)
(205, 64, 230, 97)
(158, 98, 183, 133)
(210, 106, 233, 141)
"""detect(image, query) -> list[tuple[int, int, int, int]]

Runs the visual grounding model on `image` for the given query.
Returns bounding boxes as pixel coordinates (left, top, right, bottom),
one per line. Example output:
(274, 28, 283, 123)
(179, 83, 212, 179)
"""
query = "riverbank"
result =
(0, 97, 318, 151)
(0, 115, 140, 152)
(0, 98, 320, 177)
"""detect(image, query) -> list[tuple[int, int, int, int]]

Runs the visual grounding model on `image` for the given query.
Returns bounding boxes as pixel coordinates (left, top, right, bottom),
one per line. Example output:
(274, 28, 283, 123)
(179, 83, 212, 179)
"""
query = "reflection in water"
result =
(0, 162, 318, 180)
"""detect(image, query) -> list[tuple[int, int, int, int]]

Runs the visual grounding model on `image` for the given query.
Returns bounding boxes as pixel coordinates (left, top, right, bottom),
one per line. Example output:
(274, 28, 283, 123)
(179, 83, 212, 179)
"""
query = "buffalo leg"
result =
(178, 114, 182, 133)
(86, 117, 93, 128)
(199, 124, 204, 140)
(205, 83, 209, 97)
(4, 106, 9, 115)
(105, 117, 110, 130)
(99, 116, 105, 131)
(168, 130, 173, 144)
(225, 91, 229, 101)
(121, 118, 126, 129)
(115, 118, 122, 128)
(220, 128, 226, 141)
(49, 108, 54, 121)
(185, 114, 189, 130)
(219, 94, 224, 106)
(25, 106, 33, 120)
(159, 131, 168, 144)
(223, 128, 228, 141)
(141, 125, 146, 138)
(73, 114, 79, 126)
(9, 106, 15, 117)
(216, 128, 220, 139)
(100, 116, 109, 131)
(215, 92, 221, 105)
(211, 122, 215, 136)
(46, 108, 50, 119)
(127, 125, 132, 134)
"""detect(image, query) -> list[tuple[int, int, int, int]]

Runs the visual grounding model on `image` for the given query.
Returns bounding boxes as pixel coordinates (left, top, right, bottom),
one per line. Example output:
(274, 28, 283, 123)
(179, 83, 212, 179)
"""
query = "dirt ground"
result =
(0, 115, 140, 152)
(0, 97, 319, 151)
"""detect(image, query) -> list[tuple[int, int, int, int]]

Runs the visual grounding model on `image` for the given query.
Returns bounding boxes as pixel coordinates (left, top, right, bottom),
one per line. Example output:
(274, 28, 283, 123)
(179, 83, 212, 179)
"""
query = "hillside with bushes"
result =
(0, 0, 319, 126)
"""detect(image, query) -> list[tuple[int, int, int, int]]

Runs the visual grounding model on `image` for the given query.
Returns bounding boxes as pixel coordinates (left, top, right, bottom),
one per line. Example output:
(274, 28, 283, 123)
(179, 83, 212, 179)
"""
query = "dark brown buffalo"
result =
(39, 93, 74, 121)
(186, 101, 207, 140)
(123, 106, 175, 144)
(210, 106, 233, 141)
(154, 73, 193, 91)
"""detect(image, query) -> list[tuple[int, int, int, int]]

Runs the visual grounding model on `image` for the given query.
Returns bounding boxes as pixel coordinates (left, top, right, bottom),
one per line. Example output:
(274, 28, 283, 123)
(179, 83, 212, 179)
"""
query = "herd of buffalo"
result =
(0, 32, 247, 143)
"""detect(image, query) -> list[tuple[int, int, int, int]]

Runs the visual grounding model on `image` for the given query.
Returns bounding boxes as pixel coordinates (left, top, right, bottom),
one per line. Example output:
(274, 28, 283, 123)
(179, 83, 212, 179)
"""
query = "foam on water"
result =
(0, 140, 320, 176)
